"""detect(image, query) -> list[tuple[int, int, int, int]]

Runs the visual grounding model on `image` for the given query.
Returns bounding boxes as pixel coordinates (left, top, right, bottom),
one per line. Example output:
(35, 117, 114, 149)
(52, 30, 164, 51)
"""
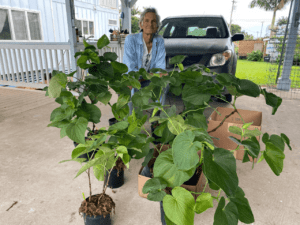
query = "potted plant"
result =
(136, 55, 292, 225)
(43, 35, 154, 224)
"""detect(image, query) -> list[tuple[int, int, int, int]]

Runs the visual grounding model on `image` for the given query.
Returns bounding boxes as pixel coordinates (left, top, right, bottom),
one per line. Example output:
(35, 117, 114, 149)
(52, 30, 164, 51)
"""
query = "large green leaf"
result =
(213, 197, 239, 225)
(65, 117, 89, 144)
(167, 115, 186, 135)
(216, 73, 238, 86)
(194, 193, 214, 214)
(81, 101, 101, 124)
(269, 134, 285, 151)
(97, 34, 110, 49)
(186, 113, 208, 130)
(103, 52, 118, 61)
(159, 125, 175, 144)
(116, 94, 130, 110)
(241, 136, 260, 158)
(173, 130, 202, 171)
(95, 91, 112, 105)
(93, 164, 105, 181)
(260, 88, 282, 115)
(48, 73, 67, 98)
(235, 79, 260, 97)
(163, 187, 195, 225)
(182, 84, 211, 105)
(132, 89, 152, 108)
(228, 126, 242, 136)
(75, 151, 115, 179)
(264, 142, 285, 176)
(50, 106, 75, 122)
(98, 62, 114, 79)
(142, 177, 168, 194)
(154, 122, 167, 137)
(244, 128, 262, 138)
(111, 61, 128, 75)
(203, 148, 238, 197)
(153, 149, 195, 188)
(169, 55, 187, 65)
(281, 133, 292, 150)
(161, 105, 177, 119)
(108, 121, 129, 131)
(179, 71, 203, 83)
(229, 187, 254, 224)
(147, 190, 167, 202)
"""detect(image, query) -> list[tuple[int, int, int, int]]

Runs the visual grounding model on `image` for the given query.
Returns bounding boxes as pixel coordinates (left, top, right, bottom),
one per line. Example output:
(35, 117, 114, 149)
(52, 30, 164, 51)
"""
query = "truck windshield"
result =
(158, 17, 229, 38)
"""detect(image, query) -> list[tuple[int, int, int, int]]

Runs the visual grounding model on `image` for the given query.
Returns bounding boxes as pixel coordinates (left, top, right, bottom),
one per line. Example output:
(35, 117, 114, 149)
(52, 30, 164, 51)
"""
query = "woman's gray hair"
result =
(139, 7, 162, 33)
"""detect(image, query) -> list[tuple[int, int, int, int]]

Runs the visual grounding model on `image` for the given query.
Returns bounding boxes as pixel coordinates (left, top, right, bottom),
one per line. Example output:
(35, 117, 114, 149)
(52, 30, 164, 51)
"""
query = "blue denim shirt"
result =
(122, 32, 166, 74)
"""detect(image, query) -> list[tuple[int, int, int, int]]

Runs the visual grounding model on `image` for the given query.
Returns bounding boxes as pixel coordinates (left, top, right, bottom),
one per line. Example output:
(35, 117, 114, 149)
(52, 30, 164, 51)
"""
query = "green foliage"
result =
(247, 50, 263, 62)
(46, 34, 291, 225)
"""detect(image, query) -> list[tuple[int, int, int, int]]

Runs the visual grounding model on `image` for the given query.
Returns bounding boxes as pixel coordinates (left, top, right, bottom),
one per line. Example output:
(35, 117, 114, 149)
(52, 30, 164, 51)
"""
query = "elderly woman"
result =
(122, 7, 169, 115)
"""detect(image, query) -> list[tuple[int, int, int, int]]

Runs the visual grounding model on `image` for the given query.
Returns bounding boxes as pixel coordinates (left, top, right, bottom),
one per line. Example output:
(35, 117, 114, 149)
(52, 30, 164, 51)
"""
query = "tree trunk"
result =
(270, 9, 277, 38)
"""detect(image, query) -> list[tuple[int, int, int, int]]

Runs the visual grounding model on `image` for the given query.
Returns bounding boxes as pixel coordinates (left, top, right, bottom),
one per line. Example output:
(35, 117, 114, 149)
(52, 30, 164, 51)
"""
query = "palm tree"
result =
(248, 0, 292, 38)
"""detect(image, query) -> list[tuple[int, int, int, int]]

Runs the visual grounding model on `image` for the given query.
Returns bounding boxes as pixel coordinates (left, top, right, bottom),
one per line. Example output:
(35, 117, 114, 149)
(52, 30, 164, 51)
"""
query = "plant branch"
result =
(88, 168, 92, 202)
(208, 109, 238, 134)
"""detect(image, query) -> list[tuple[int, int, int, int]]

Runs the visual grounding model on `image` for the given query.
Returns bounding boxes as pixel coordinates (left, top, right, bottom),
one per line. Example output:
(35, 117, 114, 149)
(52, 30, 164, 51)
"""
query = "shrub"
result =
(276, 52, 300, 65)
(247, 50, 263, 62)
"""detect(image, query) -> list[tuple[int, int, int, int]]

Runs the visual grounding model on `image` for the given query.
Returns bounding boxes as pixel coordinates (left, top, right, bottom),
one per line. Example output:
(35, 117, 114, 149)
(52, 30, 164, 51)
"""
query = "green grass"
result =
(235, 59, 300, 89)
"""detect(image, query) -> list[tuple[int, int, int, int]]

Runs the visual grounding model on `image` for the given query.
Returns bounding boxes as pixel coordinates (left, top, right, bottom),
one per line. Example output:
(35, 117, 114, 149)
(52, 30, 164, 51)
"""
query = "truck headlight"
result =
(208, 50, 232, 67)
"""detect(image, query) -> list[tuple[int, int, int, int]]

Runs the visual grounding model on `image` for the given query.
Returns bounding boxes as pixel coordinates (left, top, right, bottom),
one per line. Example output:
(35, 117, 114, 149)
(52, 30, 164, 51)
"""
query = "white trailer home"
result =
(0, 0, 124, 89)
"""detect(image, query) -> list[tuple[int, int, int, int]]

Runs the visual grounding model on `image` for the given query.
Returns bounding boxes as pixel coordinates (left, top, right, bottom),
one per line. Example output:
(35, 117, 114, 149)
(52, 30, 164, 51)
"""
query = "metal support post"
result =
(277, 0, 300, 91)
(65, 0, 79, 82)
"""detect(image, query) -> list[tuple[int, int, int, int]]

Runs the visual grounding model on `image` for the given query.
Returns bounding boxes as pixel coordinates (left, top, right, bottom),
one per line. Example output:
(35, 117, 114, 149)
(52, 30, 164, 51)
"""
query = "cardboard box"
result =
(207, 107, 262, 162)
(138, 150, 206, 201)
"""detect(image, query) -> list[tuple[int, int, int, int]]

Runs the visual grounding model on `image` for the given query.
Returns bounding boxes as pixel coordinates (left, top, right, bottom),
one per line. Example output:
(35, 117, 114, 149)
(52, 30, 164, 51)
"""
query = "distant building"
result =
(0, 0, 119, 43)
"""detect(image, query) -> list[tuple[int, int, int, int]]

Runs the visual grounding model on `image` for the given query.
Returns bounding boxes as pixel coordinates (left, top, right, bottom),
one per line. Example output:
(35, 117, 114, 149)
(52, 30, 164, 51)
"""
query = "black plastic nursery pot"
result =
(73, 137, 99, 162)
(104, 167, 125, 189)
(80, 194, 113, 225)
(82, 212, 111, 225)
(108, 118, 118, 126)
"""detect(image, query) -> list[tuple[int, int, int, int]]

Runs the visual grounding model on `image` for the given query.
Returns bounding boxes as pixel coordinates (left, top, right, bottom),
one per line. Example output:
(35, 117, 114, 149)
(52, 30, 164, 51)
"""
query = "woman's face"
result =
(140, 12, 158, 34)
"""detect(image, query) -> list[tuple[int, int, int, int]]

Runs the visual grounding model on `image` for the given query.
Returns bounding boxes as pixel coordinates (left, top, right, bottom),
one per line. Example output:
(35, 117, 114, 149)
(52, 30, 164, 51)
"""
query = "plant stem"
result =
(208, 109, 238, 133)
(88, 168, 92, 202)
(181, 107, 206, 116)
(202, 179, 208, 193)
(142, 126, 151, 137)
(98, 157, 118, 204)
(161, 108, 180, 134)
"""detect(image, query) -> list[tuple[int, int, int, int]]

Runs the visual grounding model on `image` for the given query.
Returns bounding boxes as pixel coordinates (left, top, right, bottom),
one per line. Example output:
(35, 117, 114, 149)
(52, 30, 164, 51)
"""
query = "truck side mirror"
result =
(232, 33, 244, 42)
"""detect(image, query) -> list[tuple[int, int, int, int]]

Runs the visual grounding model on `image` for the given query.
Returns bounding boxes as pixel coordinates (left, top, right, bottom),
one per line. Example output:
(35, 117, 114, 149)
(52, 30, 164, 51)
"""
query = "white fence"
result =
(0, 41, 125, 89)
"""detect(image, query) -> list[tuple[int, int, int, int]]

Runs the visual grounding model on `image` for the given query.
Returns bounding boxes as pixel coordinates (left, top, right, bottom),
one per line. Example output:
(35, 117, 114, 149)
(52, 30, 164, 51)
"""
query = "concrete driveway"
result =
(0, 86, 299, 225)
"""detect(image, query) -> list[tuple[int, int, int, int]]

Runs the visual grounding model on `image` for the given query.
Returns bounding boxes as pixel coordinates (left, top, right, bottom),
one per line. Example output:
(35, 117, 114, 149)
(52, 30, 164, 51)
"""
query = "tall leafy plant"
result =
(44, 34, 291, 224)
(138, 56, 292, 225)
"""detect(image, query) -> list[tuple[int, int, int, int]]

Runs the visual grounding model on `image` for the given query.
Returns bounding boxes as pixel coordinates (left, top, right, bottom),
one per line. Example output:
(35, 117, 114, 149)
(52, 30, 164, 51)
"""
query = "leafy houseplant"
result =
(44, 32, 292, 225)
(43, 35, 157, 224)
(138, 55, 292, 225)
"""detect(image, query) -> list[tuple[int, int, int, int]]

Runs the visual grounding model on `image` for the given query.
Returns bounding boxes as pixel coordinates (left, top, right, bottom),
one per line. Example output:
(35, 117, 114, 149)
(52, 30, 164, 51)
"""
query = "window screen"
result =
(75, 19, 82, 36)
(89, 21, 94, 35)
(11, 10, 28, 40)
(83, 21, 88, 34)
(0, 9, 12, 40)
(27, 12, 41, 40)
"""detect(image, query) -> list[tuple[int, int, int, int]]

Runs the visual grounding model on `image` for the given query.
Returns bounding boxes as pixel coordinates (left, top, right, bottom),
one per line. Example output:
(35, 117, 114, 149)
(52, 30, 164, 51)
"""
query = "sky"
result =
(120, 0, 294, 38)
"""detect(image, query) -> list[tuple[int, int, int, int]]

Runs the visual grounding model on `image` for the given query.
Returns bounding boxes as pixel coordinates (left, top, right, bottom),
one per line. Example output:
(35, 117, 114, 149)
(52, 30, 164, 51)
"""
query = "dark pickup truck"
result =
(158, 15, 244, 102)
